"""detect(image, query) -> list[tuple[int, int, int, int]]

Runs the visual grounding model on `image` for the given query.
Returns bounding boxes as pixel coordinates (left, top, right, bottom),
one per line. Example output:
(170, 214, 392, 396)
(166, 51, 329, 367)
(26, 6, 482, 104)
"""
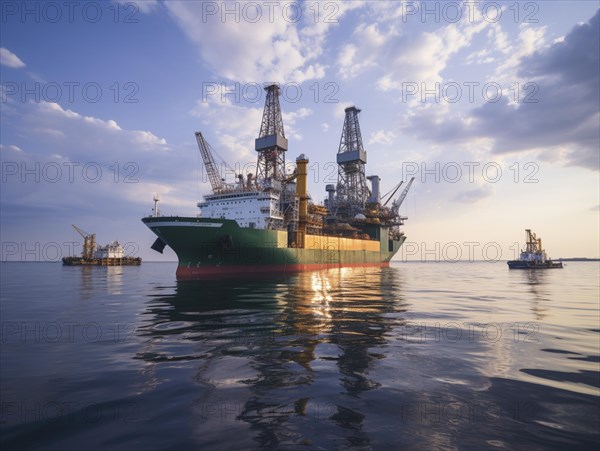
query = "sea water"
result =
(1, 261, 598, 450)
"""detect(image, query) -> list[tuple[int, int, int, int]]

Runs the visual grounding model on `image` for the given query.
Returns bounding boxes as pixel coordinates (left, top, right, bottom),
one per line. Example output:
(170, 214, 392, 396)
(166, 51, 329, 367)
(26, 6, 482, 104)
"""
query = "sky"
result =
(1, 0, 599, 262)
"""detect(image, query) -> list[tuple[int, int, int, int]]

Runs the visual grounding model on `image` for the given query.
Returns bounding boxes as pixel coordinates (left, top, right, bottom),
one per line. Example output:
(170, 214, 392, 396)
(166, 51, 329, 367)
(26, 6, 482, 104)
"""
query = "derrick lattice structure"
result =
(255, 84, 288, 185)
(336, 106, 370, 217)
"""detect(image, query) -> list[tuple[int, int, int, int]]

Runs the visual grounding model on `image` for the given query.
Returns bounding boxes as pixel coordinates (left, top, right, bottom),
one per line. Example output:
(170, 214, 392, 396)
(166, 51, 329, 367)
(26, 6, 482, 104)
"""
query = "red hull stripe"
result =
(176, 262, 390, 279)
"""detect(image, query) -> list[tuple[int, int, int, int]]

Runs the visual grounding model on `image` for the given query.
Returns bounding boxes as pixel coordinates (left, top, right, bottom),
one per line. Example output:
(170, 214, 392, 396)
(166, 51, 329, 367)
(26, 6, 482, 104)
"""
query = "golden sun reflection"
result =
(310, 271, 333, 321)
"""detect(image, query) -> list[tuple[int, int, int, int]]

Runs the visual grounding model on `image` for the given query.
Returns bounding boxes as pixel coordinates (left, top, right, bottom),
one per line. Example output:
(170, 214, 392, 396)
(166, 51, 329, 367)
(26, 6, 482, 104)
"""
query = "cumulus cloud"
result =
(190, 94, 311, 165)
(491, 24, 547, 85)
(400, 10, 600, 171)
(282, 107, 313, 140)
(0, 100, 183, 208)
(33, 101, 169, 154)
(368, 130, 396, 146)
(375, 16, 489, 91)
(337, 23, 393, 79)
(164, 1, 354, 83)
(191, 95, 263, 164)
(0, 47, 25, 68)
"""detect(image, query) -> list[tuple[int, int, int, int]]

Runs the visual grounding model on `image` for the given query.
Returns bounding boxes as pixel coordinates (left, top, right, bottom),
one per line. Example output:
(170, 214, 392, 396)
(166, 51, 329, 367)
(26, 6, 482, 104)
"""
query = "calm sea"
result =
(1, 261, 598, 450)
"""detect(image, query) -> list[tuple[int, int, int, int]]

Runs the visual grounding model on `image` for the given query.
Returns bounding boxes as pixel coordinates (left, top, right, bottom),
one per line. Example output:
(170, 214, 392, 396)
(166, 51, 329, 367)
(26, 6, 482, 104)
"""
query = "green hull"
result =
(142, 217, 405, 277)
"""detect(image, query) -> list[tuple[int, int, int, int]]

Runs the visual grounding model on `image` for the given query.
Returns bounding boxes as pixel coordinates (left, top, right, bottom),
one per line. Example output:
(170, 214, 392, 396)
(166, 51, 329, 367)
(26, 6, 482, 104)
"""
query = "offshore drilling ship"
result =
(142, 84, 413, 278)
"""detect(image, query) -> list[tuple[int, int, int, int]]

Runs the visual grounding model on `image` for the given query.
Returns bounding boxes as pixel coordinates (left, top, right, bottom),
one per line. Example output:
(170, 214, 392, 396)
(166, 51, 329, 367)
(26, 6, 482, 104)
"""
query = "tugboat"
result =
(507, 229, 563, 269)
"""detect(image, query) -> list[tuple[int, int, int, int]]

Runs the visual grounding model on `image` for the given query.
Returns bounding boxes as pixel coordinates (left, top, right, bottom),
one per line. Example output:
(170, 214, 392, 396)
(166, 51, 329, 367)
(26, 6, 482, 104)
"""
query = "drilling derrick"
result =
(335, 106, 370, 219)
(255, 84, 288, 187)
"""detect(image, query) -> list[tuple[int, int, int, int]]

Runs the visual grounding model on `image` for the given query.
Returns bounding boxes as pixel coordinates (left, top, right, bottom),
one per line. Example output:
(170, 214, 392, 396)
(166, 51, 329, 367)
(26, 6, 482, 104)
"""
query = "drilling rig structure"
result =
(143, 83, 414, 278)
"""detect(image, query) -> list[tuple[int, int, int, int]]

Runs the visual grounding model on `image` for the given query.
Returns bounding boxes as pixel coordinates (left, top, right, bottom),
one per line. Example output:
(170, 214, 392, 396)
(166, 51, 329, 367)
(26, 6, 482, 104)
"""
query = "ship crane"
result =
(391, 177, 415, 216)
(71, 224, 96, 259)
(195, 131, 225, 194)
(381, 181, 403, 207)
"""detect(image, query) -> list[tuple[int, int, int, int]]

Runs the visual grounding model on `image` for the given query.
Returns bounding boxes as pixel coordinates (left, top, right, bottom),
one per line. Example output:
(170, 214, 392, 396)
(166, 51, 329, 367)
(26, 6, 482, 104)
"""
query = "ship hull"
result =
(507, 260, 563, 269)
(142, 217, 405, 278)
(62, 256, 141, 266)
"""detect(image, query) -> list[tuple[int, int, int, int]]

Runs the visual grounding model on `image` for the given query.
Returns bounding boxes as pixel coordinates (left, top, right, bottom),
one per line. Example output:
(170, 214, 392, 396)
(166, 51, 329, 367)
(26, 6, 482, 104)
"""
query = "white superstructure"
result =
(94, 241, 125, 259)
(197, 191, 283, 229)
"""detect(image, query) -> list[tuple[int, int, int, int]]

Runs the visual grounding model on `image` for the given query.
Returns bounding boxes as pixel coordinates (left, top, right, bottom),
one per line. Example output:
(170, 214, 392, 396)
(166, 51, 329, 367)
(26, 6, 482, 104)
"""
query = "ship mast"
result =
(255, 84, 288, 186)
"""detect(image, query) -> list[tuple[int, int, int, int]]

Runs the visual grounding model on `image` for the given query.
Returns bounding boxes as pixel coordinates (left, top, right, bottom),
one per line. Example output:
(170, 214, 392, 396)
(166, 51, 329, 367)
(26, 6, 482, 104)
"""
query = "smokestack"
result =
(295, 154, 309, 248)
(367, 175, 380, 203)
(326, 184, 335, 212)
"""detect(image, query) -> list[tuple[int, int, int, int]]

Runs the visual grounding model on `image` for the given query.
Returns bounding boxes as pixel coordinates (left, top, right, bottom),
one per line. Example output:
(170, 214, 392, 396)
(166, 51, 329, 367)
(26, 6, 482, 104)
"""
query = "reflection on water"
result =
(132, 264, 599, 449)
(2, 262, 597, 450)
(522, 269, 551, 320)
(138, 267, 407, 448)
(72, 265, 126, 299)
(106, 266, 124, 295)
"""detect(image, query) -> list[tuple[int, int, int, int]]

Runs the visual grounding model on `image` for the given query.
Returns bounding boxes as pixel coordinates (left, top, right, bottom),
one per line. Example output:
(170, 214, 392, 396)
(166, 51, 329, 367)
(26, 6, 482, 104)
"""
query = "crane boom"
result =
(391, 177, 415, 214)
(195, 131, 223, 193)
(71, 224, 90, 239)
(71, 224, 96, 259)
(382, 181, 403, 207)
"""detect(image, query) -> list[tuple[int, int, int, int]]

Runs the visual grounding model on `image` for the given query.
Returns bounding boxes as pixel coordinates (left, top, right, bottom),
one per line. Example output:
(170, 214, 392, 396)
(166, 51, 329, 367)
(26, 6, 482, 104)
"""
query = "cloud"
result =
(0, 47, 25, 68)
(164, 1, 346, 83)
(33, 101, 169, 154)
(399, 10, 600, 171)
(0, 98, 210, 254)
(453, 185, 494, 204)
(337, 23, 393, 79)
(191, 95, 263, 164)
(465, 23, 511, 65)
(282, 107, 312, 140)
(126, 0, 159, 14)
(0, 144, 23, 153)
(191, 94, 312, 165)
(490, 24, 547, 86)
(1, 100, 179, 188)
(337, 0, 495, 82)
(376, 16, 489, 91)
(368, 130, 396, 146)
(520, 12, 599, 88)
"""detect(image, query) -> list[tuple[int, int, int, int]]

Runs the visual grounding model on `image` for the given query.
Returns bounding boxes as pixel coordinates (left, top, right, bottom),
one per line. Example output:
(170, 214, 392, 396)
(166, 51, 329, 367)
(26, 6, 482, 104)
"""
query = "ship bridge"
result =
(197, 191, 283, 229)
